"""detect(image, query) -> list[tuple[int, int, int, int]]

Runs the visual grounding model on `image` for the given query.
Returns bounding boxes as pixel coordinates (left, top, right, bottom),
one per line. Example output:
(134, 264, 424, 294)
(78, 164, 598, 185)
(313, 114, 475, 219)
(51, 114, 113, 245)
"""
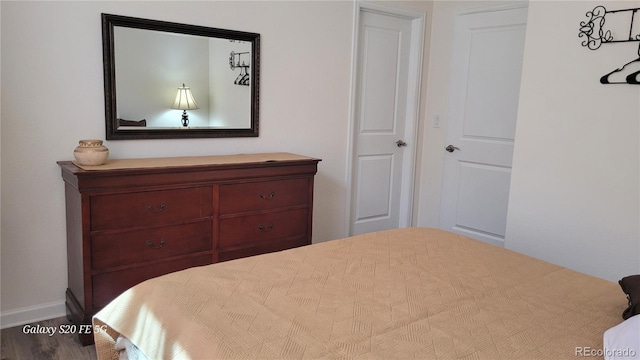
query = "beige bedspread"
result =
(93, 228, 624, 359)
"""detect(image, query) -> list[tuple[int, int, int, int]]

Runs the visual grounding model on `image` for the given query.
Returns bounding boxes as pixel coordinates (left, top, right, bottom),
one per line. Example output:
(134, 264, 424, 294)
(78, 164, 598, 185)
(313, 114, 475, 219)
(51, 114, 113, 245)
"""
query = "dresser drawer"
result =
(219, 178, 309, 215)
(91, 221, 212, 270)
(218, 208, 308, 249)
(91, 187, 213, 230)
(92, 254, 211, 309)
(218, 237, 308, 262)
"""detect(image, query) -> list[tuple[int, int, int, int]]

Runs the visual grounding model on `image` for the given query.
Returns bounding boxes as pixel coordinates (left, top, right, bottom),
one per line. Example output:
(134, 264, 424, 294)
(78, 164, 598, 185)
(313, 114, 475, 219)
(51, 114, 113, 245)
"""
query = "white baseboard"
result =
(0, 301, 66, 329)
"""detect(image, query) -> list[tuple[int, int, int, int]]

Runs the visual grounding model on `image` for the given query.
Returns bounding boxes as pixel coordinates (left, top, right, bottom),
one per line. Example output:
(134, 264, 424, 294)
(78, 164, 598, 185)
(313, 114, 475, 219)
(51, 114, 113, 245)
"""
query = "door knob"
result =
(396, 140, 407, 147)
(445, 145, 460, 153)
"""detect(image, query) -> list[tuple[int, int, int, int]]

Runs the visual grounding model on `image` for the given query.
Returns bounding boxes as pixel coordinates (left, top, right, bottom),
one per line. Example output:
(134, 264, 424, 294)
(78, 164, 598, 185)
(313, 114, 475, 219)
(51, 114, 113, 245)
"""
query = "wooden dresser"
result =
(57, 153, 320, 345)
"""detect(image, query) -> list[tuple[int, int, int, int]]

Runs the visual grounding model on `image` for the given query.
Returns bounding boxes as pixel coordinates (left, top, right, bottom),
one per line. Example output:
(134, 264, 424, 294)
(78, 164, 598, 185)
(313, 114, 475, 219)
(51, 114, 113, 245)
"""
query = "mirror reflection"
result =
(102, 14, 260, 139)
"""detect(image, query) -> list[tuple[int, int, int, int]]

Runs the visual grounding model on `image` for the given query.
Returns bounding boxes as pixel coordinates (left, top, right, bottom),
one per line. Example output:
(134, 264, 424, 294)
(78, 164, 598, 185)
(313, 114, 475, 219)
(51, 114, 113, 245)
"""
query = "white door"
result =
(350, 8, 422, 236)
(439, 6, 527, 246)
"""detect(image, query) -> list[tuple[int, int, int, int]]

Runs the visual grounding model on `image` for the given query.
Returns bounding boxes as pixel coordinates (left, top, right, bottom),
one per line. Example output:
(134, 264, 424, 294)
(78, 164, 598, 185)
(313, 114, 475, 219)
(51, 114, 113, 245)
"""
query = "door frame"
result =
(345, 2, 426, 236)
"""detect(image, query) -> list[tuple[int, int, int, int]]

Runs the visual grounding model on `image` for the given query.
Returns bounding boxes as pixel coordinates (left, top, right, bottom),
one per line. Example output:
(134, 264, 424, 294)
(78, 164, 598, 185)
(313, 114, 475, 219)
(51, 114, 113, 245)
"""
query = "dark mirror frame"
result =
(102, 13, 260, 140)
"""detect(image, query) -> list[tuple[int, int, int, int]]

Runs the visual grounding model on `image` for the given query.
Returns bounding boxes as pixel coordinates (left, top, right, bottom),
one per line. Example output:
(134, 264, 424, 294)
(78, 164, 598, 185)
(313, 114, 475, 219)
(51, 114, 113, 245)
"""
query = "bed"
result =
(93, 227, 627, 359)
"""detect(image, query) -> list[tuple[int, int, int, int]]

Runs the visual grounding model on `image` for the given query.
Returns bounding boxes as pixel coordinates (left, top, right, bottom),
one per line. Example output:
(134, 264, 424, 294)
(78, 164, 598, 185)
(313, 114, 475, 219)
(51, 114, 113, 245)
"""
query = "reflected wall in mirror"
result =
(102, 13, 260, 139)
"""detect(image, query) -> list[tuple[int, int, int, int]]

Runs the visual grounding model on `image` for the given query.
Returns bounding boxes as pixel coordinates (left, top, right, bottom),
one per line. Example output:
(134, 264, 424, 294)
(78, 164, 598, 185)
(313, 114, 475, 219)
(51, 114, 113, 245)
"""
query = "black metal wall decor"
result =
(579, 5, 640, 85)
(229, 51, 250, 86)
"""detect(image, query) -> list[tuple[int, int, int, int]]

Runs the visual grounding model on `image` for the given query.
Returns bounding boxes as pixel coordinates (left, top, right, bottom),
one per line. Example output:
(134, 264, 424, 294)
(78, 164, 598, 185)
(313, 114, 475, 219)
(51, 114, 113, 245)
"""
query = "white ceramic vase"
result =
(73, 139, 109, 166)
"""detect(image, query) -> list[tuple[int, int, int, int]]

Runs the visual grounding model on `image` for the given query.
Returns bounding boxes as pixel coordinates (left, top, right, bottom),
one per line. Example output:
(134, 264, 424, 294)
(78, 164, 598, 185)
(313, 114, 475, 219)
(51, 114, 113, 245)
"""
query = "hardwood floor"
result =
(1, 317, 96, 360)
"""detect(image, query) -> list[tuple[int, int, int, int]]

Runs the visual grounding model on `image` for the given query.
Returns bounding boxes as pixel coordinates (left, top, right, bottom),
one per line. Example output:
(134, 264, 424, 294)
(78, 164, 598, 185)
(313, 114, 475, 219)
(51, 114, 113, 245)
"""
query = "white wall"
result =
(417, 0, 639, 282)
(504, 0, 640, 281)
(0, 0, 358, 326)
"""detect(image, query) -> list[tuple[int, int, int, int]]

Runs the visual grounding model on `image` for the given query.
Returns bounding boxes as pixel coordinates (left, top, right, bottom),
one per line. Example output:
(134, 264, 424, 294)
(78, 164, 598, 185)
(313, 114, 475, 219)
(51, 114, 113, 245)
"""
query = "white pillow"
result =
(603, 315, 640, 360)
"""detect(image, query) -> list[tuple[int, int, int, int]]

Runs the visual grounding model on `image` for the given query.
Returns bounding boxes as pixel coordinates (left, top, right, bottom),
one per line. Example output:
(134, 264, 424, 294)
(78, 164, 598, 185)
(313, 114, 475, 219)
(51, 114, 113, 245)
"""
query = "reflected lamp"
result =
(171, 83, 199, 127)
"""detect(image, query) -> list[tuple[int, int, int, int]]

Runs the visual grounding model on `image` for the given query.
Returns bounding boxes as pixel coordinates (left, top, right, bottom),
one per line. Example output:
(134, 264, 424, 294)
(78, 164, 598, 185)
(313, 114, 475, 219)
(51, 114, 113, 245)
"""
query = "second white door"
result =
(439, 5, 528, 246)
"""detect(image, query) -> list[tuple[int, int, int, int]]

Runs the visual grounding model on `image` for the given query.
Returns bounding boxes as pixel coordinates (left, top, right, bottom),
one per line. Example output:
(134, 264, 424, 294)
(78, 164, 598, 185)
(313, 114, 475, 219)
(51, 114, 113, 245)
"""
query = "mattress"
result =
(93, 227, 625, 359)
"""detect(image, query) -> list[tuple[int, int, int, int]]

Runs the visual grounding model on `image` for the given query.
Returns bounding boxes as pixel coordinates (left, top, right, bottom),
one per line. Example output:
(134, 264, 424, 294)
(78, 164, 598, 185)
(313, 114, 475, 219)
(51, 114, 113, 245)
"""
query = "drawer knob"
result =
(259, 192, 276, 200)
(146, 239, 166, 249)
(146, 202, 166, 213)
(258, 223, 274, 232)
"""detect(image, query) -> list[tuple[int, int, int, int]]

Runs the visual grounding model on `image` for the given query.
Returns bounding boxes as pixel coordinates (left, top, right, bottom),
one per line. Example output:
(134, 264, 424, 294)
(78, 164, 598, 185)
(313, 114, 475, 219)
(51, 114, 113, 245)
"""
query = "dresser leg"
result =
(65, 288, 95, 346)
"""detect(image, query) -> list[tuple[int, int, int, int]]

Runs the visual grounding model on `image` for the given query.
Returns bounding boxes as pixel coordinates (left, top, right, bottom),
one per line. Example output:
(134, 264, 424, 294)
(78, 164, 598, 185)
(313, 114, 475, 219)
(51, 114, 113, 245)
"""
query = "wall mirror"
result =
(102, 13, 260, 139)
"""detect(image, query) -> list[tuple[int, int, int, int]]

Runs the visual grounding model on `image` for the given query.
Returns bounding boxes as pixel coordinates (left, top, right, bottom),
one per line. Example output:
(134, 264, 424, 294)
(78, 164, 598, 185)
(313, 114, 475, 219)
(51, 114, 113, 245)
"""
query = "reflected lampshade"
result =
(171, 83, 199, 127)
(171, 84, 199, 110)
